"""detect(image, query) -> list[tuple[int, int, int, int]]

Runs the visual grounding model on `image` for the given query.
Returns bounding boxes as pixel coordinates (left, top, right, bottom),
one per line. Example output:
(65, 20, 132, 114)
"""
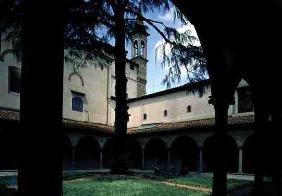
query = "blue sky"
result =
(125, 6, 201, 95)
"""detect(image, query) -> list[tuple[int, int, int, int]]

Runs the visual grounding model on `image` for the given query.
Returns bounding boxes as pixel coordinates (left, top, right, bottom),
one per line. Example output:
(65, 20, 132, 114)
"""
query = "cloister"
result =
(61, 115, 255, 174)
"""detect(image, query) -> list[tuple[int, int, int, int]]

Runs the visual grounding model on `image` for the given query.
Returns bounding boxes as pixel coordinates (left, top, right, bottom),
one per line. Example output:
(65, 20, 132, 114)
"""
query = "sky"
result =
(126, 5, 201, 95)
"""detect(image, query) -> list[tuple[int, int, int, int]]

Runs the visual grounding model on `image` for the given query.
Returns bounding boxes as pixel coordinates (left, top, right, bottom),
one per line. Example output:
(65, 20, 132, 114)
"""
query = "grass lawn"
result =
(63, 175, 209, 196)
(0, 172, 252, 195)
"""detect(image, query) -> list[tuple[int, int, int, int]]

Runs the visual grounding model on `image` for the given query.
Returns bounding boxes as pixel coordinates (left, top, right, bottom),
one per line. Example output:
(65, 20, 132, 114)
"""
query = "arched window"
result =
(140, 40, 145, 56)
(163, 110, 167, 117)
(72, 97, 83, 112)
(238, 86, 253, 113)
(143, 113, 147, 120)
(134, 40, 138, 56)
(187, 105, 191, 113)
(8, 67, 21, 93)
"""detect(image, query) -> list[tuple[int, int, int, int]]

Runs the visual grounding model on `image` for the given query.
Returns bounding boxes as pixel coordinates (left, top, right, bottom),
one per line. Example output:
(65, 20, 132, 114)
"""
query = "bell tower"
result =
(130, 14, 149, 97)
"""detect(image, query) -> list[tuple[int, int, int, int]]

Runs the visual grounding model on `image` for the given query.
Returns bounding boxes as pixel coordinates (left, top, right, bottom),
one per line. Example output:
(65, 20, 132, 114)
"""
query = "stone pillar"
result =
(238, 147, 243, 173)
(142, 148, 145, 170)
(212, 100, 229, 196)
(168, 149, 171, 164)
(72, 146, 76, 170)
(198, 148, 203, 172)
(100, 149, 103, 170)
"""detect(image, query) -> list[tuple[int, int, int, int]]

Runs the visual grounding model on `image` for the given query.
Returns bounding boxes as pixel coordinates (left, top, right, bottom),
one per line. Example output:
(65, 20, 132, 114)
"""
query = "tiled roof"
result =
(0, 107, 254, 135)
(0, 107, 19, 121)
(63, 119, 113, 133)
(128, 79, 210, 103)
(128, 115, 254, 134)
(0, 107, 113, 133)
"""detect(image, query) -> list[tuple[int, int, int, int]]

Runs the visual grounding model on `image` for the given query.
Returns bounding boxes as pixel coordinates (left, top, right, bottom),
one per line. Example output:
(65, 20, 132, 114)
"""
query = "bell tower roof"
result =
(131, 13, 149, 37)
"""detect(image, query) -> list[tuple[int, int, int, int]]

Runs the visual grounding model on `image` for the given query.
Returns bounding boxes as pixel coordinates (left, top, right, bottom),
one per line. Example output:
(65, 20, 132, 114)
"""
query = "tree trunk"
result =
(111, 1, 129, 173)
(18, 1, 65, 195)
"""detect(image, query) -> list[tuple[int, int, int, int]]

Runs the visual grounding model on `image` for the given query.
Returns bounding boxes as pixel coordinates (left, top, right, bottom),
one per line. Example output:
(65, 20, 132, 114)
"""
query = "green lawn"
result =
(63, 175, 209, 196)
(0, 173, 251, 195)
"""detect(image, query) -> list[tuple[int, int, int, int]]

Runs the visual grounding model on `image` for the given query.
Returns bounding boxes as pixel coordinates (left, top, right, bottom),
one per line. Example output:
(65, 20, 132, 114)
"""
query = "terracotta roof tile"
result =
(0, 108, 20, 121)
(0, 108, 254, 134)
(128, 115, 254, 134)
(63, 119, 113, 133)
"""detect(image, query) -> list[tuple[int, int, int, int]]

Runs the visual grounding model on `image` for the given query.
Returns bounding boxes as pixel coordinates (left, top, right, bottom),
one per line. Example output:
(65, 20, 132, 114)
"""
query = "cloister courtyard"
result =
(1, 171, 254, 195)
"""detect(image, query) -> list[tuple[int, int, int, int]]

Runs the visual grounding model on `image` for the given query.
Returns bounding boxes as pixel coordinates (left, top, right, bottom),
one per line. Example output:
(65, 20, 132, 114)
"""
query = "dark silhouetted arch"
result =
(0, 130, 18, 170)
(63, 135, 73, 170)
(144, 138, 167, 170)
(102, 138, 114, 168)
(243, 135, 255, 173)
(75, 136, 100, 169)
(125, 139, 142, 169)
(171, 136, 198, 172)
(203, 135, 238, 173)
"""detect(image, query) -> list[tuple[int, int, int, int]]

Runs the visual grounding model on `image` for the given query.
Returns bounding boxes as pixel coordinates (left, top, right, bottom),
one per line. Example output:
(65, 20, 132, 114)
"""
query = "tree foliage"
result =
(0, 0, 208, 119)
(153, 10, 207, 89)
(1, 0, 206, 88)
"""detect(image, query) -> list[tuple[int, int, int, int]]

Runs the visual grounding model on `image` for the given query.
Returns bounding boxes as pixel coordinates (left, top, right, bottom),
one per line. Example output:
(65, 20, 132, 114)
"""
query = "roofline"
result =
(130, 56, 148, 63)
(126, 59, 139, 67)
(127, 79, 210, 103)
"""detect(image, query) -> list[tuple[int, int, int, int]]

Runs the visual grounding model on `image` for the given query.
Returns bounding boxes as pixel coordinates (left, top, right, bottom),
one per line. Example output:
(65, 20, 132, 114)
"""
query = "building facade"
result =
(0, 19, 255, 174)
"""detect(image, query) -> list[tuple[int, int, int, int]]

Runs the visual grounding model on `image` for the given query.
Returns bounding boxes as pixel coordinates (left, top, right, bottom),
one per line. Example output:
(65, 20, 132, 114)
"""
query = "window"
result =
(164, 110, 167, 117)
(143, 113, 147, 120)
(187, 105, 191, 113)
(71, 92, 84, 112)
(8, 67, 21, 93)
(141, 40, 145, 56)
(72, 97, 83, 112)
(134, 40, 138, 57)
(130, 64, 134, 70)
(238, 86, 253, 113)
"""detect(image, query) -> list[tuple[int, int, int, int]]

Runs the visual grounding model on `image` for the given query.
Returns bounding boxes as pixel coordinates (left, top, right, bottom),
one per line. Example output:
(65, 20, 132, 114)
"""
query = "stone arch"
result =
(0, 49, 14, 61)
(75, 136, 100, 169)
(68, 72, 84, 86)
(171, 135, 198, 172)
(140, 40, 145, 56)
(125, 139, 142, 169)
(63, 135, 73, 170)
(203, 134, 239, 173)
(134, 40, 138, 56)
(0, 130, 18, 170)
(144, 137, 167, 170)
(242, 134, 255, 173)
(102, 138, 114, 168)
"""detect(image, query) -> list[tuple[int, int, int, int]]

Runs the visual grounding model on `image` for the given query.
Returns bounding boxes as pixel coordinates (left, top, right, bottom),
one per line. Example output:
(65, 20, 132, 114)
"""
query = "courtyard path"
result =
(161, 181, 212, 193)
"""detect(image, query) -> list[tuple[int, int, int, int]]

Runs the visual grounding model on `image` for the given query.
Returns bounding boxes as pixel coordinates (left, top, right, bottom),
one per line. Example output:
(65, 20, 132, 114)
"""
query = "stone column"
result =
(72, 146, 76, 170)
(198, 148, 203, 172)
(238, 147, 243, 173)
(100, 149, 103, 170)
(212, 100, 229, 196)
(142, 148, 145, 170)
(168, 148, 171, 164)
